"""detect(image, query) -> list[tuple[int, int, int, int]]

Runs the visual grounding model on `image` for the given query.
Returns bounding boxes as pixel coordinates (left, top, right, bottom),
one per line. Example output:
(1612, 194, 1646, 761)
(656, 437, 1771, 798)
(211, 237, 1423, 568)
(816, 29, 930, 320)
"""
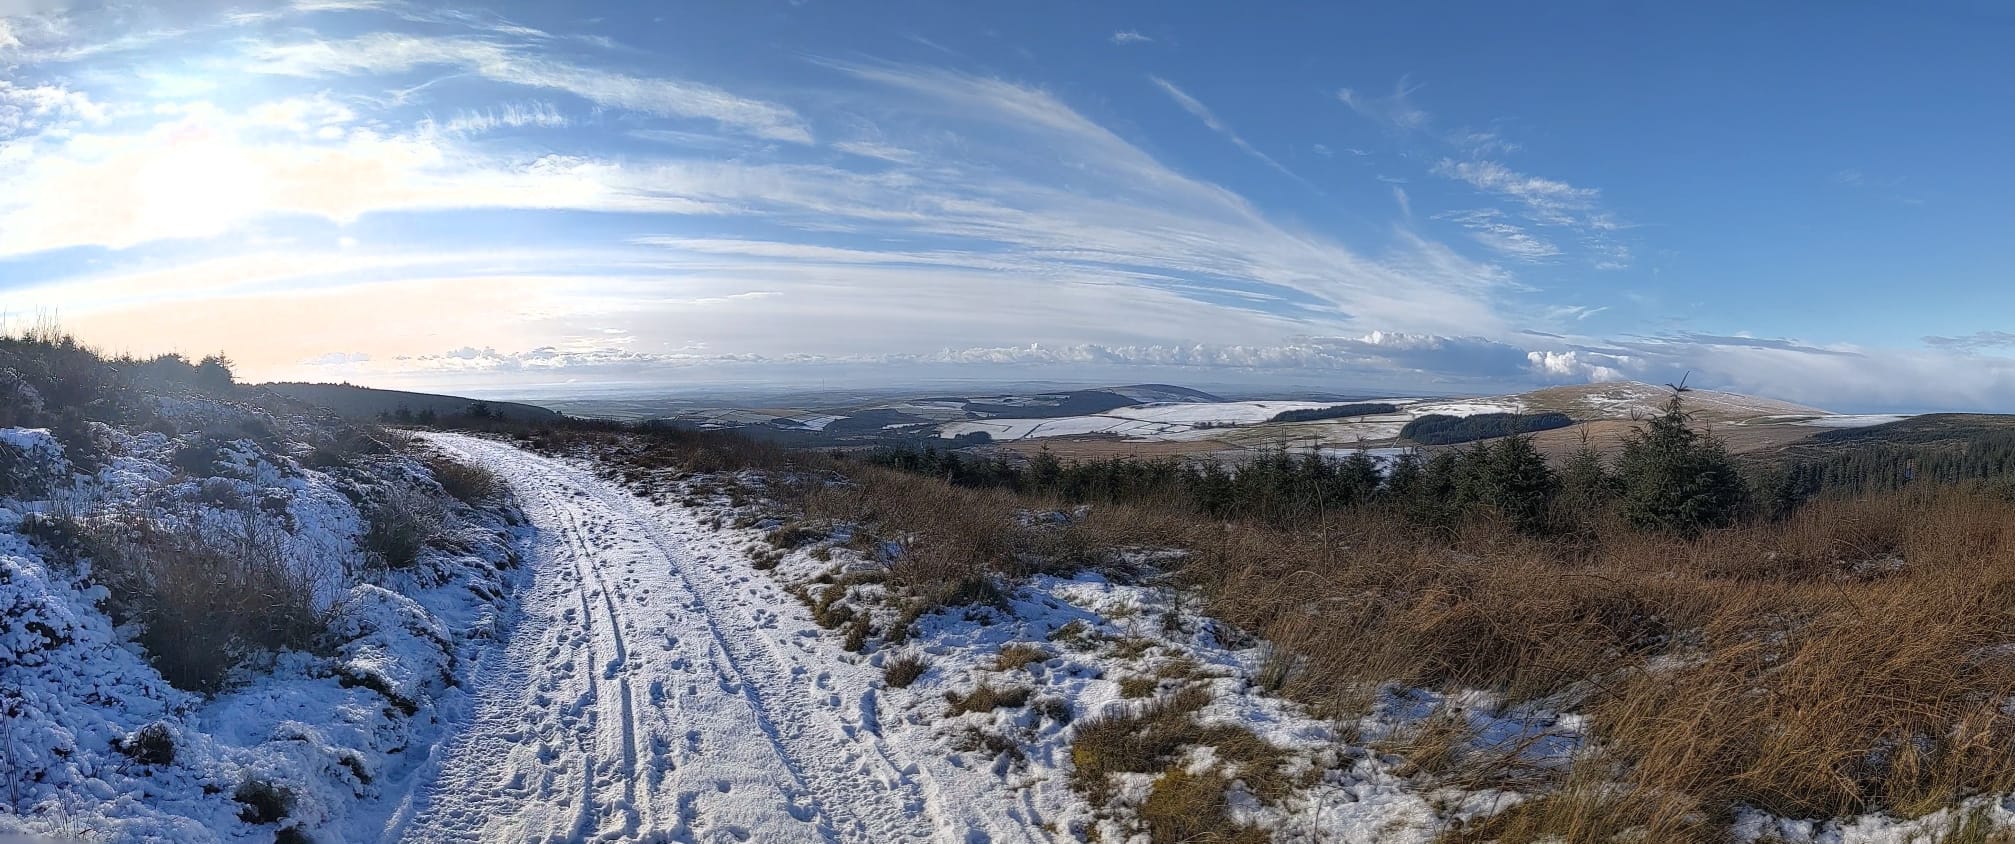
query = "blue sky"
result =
(3, 1, 2013, 410)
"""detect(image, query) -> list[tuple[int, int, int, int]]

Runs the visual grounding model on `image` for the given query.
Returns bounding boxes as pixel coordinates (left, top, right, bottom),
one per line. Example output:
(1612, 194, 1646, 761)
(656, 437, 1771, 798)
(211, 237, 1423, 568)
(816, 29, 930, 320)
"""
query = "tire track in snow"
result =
(389, 434, 1047, 843)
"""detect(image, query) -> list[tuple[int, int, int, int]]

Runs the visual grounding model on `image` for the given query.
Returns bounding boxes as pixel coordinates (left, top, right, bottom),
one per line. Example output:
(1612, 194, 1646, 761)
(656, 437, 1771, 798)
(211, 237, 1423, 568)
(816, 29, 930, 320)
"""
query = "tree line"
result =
(864, 395, 1752, 537)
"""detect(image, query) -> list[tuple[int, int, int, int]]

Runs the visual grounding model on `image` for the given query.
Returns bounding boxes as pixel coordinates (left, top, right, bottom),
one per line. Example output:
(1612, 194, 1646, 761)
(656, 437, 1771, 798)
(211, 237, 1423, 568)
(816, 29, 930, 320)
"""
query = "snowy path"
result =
(381, 434, 1048, 844)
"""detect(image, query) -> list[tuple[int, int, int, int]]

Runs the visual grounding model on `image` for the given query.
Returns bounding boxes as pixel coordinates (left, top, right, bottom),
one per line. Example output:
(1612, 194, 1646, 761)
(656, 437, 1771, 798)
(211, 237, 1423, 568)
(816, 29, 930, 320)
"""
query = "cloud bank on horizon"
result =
(3, 0, 2013, 411)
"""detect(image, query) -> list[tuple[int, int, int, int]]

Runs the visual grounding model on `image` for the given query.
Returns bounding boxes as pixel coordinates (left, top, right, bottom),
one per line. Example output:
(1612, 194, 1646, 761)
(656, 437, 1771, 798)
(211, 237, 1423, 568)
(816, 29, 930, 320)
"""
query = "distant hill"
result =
(1516, 381, 1827, 423)
(1105, 384, 1224, 404)
(262, 382, 564, 423)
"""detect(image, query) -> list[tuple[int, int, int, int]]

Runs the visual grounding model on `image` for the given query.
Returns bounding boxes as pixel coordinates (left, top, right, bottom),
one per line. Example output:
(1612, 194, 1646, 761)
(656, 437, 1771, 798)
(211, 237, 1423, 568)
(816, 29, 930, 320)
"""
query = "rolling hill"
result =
(262, 382, 564, 423)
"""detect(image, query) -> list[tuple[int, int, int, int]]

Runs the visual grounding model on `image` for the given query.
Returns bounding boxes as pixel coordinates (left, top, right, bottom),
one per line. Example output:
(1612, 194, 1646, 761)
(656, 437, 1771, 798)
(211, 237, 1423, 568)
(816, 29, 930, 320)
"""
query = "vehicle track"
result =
(383, 434, 1046, 843)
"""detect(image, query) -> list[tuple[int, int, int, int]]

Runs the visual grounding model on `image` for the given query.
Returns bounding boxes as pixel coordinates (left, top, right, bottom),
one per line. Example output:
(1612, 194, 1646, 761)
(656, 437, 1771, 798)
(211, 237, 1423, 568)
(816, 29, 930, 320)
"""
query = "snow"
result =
(1100, 400, 1338, 425)
(0, 427, 61, 459)
(396, 434, 1051, 842)
(938, 401, 1375, 442)
(1767, 414, 1913, 429)
(0, 408, 525, 843)
(1401, 399, 1526, 418)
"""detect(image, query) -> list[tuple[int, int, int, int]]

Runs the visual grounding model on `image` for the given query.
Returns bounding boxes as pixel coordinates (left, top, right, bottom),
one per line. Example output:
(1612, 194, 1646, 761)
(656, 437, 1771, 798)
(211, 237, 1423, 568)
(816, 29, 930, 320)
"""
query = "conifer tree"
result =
(1617, 394, 1748, 535)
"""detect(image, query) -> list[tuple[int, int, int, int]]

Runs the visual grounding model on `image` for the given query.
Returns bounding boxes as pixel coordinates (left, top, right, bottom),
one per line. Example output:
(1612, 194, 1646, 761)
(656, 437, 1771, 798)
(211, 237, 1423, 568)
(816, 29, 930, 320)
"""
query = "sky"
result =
(3, 1, 2014, 410)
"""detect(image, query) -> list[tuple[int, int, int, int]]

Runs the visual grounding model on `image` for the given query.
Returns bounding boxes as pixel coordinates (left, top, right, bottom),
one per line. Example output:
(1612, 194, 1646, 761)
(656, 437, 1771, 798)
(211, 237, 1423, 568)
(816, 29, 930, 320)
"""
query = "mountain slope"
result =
(263, 382, 563, 423)
(1518, 381, 1827, 423)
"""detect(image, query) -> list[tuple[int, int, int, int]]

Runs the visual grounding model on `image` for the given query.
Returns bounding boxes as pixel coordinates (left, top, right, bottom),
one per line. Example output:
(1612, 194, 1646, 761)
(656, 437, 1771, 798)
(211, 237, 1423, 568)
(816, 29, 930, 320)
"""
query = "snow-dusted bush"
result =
(361, 484, 445, 570)
(86, 513, 322, 693)
(0, 428, 65, 500)
(426, 454, 501, 503)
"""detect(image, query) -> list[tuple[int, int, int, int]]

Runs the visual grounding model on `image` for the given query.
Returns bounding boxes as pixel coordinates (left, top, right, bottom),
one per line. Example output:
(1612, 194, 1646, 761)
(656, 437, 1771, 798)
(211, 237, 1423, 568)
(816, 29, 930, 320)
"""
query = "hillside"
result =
(2, 334, 527, 840)
(1518, 381, 1828, 422)
(263, 382, 564, 423)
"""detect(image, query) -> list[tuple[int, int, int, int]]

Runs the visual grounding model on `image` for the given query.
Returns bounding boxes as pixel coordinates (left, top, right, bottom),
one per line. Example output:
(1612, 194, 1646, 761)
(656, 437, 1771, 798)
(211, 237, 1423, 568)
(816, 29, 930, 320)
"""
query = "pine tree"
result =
(1557, 433, 1618, 529)
(1471, 433, 1557, 534)
(195, 353, 234, 390)
(1616, 394, 1748, 535)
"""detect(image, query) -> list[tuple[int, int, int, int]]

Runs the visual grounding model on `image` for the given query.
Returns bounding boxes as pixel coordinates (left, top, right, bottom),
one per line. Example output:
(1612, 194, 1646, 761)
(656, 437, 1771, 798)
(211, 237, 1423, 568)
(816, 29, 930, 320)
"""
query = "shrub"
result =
(233, 778, 295, 825)
(883, 652, 929, 688)
(116, 722, 177, 767)
(427, 456, 500, 503)
(766, 521, 825, 549)
(88, 515, 322, 693)
(362, 486, 444, 570)
(0, 367, 45, 427)
(170, 435, 229, 476)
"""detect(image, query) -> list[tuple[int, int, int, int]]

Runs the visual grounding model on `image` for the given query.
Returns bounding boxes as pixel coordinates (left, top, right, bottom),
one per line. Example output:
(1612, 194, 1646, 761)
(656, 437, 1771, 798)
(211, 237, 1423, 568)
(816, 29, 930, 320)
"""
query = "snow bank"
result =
(0, 406, 527, 842)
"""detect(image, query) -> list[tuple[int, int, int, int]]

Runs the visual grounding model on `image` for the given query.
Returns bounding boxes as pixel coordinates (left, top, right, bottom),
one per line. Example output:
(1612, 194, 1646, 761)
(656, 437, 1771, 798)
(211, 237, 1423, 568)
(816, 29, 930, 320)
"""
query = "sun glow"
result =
(130, 128, 267, 241)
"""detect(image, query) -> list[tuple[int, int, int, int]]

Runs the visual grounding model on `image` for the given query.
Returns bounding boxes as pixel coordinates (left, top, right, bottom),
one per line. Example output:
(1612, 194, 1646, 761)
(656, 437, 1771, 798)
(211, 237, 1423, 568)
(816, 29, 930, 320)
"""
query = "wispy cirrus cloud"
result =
(1336, 78, 1430, 132)
(1433, 159, 1599, 227)
(1148, 75, 1300, 181)
(1109, 30, 1152, 45)
(1335, 74, 1631, 269)
(434, 101, 569, 136)
(247, 33, 812, 142)
(1436, 208, 1560, 262)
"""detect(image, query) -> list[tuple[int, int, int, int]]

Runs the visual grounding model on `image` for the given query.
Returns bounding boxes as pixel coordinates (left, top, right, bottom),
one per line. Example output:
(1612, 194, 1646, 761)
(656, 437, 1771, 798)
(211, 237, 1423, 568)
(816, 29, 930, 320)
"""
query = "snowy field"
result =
(1766, 413, 1915, 429)
(937, 398, 1526, 444)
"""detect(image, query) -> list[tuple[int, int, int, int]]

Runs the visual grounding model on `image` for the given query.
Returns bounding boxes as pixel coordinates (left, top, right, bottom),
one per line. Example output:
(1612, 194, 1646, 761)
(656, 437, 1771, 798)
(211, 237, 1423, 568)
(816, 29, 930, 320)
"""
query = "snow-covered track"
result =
(382, 434, 1046, 843)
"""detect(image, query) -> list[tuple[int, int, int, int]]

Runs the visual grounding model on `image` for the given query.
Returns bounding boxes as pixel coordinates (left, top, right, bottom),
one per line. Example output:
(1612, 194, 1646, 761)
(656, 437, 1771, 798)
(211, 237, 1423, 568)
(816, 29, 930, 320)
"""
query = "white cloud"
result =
(1544, 305, 1608, 322)
(831, 140, 920, 164)
(1433, 158, 1598, 226)
(436, 101, 569, 135)
(1110, 30, 1152, 45)
(1527, 349, 1629, 382)
(248, 34, 812, 142)
(1148, 75, 1299, 181)
(1336, 79, 1429, 132)
(0, 80, 106, 136)
(1437, 209, 1559, 261)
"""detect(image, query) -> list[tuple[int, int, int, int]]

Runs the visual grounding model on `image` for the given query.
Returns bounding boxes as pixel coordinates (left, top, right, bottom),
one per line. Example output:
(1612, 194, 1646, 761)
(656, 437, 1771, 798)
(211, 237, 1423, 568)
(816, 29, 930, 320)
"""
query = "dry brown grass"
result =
(589, 426, 2015, 838)
(994, 642, 1051, 672)
(426, 455, 500, 504)
(1135, 768, 1269, 844)
(1052, 482, 2015, 837)
(1069, 684, 1215, 806)
(882, 652, 929, 688)
(945, 683, 1033, 716)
